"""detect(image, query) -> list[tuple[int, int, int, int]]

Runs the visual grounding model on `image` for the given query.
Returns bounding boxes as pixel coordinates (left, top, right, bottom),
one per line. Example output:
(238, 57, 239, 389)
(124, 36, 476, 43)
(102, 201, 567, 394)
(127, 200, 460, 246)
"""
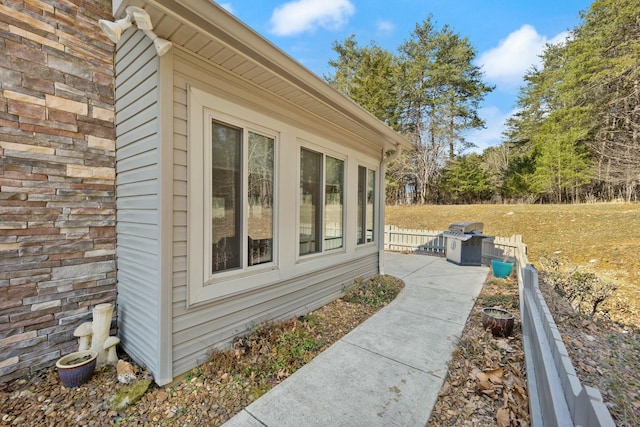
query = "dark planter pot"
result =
(56, 350, 98, 388)
(491, 259, 514, 278)
(481, 307, 515, 337)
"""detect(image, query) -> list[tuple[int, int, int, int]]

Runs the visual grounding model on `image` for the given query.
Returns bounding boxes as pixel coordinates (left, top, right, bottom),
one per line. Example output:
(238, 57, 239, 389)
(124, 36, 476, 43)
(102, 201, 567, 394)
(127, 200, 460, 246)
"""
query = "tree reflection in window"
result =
(211, 122, 274, 273)
(248, 132, 274, 266)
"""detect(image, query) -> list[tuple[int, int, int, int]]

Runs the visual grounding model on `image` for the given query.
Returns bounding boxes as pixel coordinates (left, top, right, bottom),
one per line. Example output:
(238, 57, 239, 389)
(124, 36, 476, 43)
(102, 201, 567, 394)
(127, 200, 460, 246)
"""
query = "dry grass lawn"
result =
(386, 203, 640, 327)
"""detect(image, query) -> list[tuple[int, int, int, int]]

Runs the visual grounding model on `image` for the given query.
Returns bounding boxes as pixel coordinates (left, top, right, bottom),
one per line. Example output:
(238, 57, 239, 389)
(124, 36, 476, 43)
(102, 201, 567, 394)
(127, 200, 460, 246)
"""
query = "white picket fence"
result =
(383, 225, 522, 262)
(384, 225, 615, 427)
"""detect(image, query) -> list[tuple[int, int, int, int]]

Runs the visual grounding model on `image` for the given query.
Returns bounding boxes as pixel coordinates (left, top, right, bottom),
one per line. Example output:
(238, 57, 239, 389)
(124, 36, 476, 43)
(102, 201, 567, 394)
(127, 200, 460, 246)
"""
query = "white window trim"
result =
(357, 164, 378, 246)
(188, 86, 281, 305)
(296, 140, 348, 261)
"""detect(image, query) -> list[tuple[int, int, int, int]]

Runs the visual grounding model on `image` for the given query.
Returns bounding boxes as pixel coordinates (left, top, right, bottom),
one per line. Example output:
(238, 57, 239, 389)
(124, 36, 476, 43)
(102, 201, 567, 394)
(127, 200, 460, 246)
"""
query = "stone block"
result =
(87, 135, 115, 151)
(0, 330, 38, 347)
(51, 261, 115, 280)
(45, 93, 88, 116)
(47, 108, 78, 125)
(47, 328, 75, 345)
(2, 89, 46, 106)
(0, 140, 55, 155)
(9, 99, 47, 119)
(0, 267, 52, 281)
(48, 54, 93, 80)
(0, 326, 23, 340)
(8, 283, 37, 300)
(2, 335, 49, 359)
(0, 356, 19, 370)
(92, 106, 114, 122)
(96, 277, 117, 287)
(5, 38, 47, 64)
(31, 299, 62, 311)
(22, 349, 61, 373)
(77, 291, 117, 307)
(9, 25, 63, 51)
(0, 68, 22, 86)
(57, 309, 91, 325)
(0, 357, 21, 379)
(10, 273, 50, 286)
(0, 313, 53, 332)
(89, 226, 116, 238)
(0, 297, 23, 311)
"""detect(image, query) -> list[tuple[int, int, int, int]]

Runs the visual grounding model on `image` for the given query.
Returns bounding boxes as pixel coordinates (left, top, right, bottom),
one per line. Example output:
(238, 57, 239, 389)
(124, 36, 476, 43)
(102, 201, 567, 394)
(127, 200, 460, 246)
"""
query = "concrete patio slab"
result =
(223, 252, 489, 427)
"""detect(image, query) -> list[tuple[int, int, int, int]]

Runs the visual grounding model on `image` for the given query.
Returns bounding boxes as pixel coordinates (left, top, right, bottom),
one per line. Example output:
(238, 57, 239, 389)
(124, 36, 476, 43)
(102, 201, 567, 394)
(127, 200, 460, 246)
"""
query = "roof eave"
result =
(113, 0, 411, 152)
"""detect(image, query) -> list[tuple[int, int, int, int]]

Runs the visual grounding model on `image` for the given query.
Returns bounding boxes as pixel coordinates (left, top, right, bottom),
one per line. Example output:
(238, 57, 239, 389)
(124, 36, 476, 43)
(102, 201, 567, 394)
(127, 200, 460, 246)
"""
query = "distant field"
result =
(385, 203, 640, 327)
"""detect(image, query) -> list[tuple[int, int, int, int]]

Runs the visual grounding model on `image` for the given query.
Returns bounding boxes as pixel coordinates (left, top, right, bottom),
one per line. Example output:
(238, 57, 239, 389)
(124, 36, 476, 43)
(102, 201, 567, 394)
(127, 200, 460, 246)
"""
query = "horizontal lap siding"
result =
(171, 72, 379, 378)
(172, 254, 378, 376)
(115, 30, 161, 376)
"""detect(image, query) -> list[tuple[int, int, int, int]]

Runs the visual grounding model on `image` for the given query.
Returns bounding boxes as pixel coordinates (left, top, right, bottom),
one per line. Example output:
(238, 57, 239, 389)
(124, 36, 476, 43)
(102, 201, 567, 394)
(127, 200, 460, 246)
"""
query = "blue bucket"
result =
(491, 259, 513, 278)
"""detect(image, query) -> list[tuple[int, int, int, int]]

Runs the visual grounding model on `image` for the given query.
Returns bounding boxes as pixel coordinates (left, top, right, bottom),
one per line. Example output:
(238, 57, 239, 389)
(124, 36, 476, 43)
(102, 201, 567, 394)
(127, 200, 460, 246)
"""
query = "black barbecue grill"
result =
(443, 222, 488, 266)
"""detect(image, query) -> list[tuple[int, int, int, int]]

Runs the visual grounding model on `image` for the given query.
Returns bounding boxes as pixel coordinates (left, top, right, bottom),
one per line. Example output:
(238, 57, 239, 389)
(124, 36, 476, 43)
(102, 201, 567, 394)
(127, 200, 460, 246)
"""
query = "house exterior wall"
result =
(113, 28, 168, 382)
(0, 0, 116, 383)
(167, 49, 382, 382)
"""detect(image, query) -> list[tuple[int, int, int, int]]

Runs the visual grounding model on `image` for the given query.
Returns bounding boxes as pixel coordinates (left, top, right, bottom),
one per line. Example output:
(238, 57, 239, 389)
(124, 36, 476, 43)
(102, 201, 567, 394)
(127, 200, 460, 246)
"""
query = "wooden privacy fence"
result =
(384, 225, 615, 427)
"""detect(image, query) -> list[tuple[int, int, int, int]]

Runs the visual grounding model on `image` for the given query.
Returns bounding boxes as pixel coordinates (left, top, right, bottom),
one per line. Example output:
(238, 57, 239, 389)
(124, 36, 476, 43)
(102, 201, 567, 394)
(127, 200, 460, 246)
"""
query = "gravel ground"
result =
(0, 277, 401, 427)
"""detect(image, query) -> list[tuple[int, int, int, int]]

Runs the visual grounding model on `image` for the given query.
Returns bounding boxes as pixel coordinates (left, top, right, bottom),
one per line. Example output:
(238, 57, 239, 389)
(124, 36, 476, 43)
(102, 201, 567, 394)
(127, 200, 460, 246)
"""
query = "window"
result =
(299, 148, 344, 255)
(357, 166, 376, 244)
(210, 121, 275, 274)
(189, 88, 283, 304)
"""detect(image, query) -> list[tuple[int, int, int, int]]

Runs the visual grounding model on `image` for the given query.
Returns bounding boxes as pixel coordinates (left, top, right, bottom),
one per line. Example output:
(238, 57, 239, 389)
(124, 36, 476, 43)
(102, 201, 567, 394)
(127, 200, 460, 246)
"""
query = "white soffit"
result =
(113, 0, 411, 153)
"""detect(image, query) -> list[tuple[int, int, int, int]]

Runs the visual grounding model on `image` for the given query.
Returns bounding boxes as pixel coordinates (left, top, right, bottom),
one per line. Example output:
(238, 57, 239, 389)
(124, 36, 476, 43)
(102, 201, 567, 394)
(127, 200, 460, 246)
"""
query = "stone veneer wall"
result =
(0, 0, 116, 382)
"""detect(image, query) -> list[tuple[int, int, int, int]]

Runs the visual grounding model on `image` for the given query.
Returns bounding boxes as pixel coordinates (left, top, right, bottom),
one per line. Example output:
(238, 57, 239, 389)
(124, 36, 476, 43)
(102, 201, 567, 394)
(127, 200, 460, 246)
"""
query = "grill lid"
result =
(447, 221, 484, 234)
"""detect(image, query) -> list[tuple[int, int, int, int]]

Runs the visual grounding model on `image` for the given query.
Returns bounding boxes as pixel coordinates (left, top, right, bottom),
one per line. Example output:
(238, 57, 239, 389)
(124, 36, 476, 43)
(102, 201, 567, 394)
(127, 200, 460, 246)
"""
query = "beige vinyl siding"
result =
(171, 254, 379, 376)
(115, 29, 162, 378)
(169, 51, 380, 378)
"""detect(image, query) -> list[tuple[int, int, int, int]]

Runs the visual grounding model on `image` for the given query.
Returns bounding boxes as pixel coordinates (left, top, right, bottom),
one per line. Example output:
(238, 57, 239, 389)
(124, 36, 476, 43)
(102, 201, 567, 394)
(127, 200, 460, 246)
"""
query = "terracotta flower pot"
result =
(481, 307, 515, 337)
(56, 350, 98, 388)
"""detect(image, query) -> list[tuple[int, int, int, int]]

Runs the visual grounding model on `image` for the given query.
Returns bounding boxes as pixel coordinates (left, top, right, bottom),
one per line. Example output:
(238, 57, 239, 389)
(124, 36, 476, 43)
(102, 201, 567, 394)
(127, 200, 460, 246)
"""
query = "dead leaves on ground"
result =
(429, 275, 530, 426)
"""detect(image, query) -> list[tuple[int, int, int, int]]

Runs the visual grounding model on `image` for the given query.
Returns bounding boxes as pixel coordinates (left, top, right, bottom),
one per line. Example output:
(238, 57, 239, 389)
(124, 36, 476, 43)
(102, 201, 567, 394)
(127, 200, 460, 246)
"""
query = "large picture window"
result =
(299, 148, 344, 255)
(357, 166, 376, 244)
(211, 121, 274, 274)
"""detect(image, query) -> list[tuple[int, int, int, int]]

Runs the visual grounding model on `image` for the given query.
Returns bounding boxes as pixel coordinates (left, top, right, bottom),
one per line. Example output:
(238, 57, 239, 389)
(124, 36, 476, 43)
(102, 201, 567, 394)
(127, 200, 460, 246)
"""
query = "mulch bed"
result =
(0, 276, 402, 427)
(428, 272, 529, 427)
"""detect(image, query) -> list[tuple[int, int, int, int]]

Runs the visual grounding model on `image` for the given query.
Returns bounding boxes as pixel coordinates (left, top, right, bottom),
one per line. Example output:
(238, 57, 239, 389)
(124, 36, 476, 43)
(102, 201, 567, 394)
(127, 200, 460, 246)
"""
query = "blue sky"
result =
(217, 0, 593, 152)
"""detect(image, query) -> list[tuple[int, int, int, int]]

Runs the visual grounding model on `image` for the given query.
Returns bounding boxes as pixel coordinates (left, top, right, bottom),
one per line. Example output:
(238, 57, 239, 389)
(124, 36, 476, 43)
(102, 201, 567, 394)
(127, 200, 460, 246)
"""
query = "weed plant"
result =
(342, 275, 404, 308)
(205, 274, 404, 401)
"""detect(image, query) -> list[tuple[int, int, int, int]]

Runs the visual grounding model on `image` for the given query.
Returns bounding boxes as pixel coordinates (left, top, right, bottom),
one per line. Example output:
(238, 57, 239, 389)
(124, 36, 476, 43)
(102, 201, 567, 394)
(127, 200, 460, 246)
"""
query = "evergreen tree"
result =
(440, 154, 493, 203)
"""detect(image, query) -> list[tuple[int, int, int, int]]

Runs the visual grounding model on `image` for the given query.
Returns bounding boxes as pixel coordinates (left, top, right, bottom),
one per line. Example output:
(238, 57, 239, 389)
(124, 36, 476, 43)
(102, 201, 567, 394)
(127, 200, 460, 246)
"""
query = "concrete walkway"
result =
(223, 252, 488, 427)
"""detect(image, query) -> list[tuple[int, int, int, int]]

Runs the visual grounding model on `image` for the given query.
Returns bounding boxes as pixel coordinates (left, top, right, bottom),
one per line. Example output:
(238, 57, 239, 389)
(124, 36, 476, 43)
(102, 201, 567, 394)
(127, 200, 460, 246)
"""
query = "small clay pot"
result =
(56, 350, 98, 388)
(481, 307, 515, 337)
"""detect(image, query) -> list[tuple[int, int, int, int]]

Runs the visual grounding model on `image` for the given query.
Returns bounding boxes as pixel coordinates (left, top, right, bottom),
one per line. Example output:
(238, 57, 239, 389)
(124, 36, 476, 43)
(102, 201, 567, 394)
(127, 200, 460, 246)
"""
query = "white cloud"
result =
(269, 0, 355, 36)
(478, 25, 569, 89)
(466, 106, 516, 152)
(216, 2, 234, 14)
(376, 20, 394, 34)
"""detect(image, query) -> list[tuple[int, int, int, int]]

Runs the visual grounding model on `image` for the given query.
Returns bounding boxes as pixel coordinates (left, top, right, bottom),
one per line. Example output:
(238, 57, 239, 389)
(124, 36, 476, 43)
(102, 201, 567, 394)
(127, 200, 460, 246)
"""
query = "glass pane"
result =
(325, 156, 344, 249)
(248, 132, 274, 266)
(211, 121, 241, 273)
(300, 148, 322, 255)
(366, 169, 375, 242)
(357, 166, 366, 244)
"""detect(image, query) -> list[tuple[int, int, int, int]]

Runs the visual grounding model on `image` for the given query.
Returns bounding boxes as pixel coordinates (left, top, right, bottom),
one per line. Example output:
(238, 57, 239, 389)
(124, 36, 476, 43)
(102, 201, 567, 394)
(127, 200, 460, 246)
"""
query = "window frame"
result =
(188, 87, 281, 305)
(297, 143, 347, 259)
(357, 165, 377, 245)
